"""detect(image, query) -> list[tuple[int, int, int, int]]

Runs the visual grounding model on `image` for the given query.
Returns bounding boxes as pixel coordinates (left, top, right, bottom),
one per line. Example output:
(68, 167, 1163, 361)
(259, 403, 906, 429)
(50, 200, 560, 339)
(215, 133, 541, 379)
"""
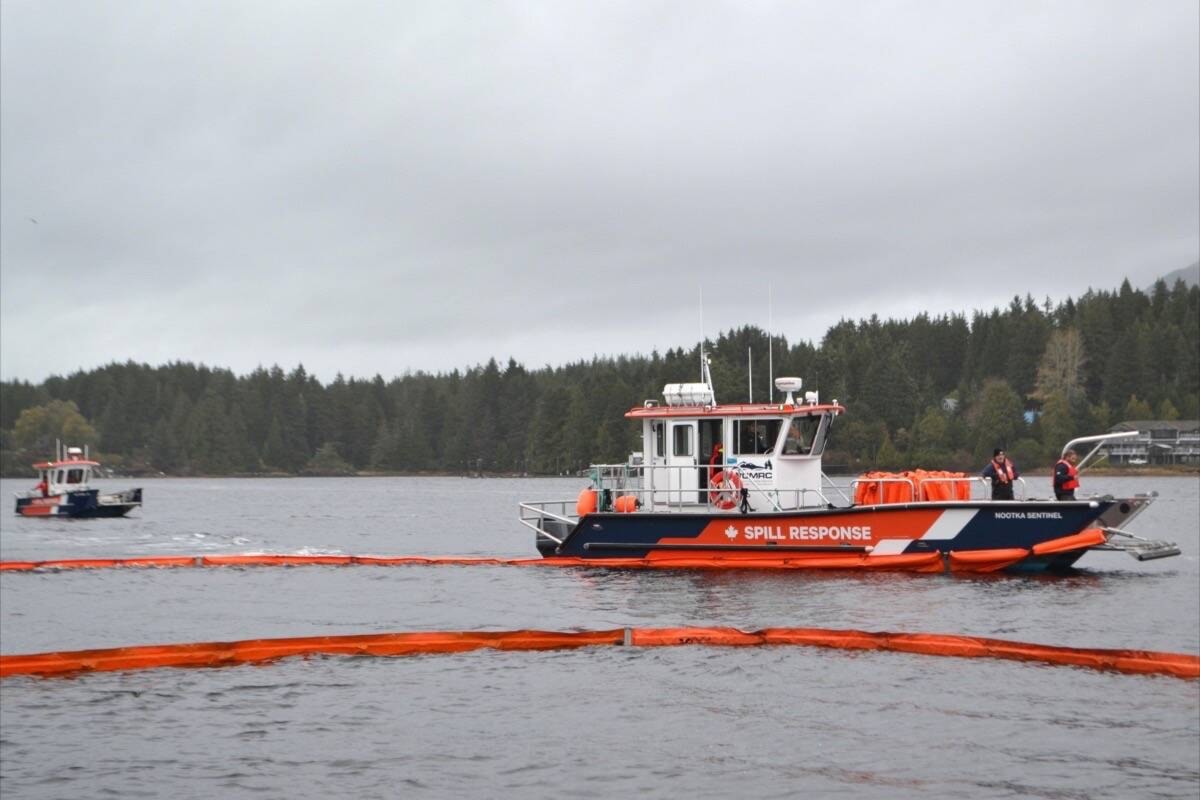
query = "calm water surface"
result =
(1, 475, 1198, 798)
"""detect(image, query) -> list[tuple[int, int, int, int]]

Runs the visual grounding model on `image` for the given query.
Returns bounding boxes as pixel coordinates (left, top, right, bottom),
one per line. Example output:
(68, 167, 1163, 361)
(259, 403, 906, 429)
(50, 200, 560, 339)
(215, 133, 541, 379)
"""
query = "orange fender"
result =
(949, 548, 1031, 572)
(1032, 528, 1107, 556)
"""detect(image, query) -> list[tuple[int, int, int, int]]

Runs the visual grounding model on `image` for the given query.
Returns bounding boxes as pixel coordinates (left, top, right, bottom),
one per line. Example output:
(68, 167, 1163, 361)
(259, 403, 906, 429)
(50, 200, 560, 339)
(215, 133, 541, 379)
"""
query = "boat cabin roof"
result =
(33, 459, 100, 470)
(625, 402, 844, 420)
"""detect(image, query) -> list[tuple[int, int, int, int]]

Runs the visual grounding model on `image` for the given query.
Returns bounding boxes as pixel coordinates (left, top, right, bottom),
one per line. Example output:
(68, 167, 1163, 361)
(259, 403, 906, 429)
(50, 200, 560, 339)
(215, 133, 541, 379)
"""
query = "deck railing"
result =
(581, 462, 836, 513)
(848, 475, 1030, 503)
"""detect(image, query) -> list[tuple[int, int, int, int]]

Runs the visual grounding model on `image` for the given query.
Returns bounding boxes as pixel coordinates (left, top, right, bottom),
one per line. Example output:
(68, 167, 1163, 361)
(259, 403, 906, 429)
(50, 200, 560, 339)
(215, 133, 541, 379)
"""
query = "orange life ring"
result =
(708, 470, 743, 510)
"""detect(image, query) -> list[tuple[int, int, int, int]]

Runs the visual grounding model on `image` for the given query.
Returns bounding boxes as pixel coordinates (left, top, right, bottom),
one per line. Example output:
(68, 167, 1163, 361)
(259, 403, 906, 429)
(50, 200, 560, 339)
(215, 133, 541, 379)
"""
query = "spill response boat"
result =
(13, 444, 142, 518)
(519, 367, 1179, 572)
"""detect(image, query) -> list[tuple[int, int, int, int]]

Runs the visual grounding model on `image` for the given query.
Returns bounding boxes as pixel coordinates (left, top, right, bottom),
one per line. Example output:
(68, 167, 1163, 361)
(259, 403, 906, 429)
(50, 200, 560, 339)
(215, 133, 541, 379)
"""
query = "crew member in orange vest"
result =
(981, 448, 1019, 500)
(1054, 449, 1081, 500)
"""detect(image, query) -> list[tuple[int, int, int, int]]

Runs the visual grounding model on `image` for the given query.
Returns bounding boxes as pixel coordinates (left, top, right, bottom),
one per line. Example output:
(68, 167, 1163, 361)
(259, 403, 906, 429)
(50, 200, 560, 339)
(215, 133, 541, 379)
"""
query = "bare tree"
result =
(1034, 329, 1086, 404)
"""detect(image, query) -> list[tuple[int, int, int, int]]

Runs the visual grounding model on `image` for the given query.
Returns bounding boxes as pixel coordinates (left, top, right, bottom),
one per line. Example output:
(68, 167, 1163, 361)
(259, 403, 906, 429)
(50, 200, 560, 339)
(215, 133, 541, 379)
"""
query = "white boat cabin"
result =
(624, 377, 843, 511)
(31, 446, 99, 496)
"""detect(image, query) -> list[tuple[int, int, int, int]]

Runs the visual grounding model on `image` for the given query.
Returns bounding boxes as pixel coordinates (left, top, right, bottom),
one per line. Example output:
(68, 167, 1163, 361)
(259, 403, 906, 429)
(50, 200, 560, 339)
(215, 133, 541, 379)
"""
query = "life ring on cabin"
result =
(708, 470, 743, 510)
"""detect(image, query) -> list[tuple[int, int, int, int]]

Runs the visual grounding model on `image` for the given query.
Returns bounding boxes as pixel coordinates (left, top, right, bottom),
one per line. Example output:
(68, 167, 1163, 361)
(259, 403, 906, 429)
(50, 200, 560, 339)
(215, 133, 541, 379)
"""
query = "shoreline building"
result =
(1104, 420, 1200, 465)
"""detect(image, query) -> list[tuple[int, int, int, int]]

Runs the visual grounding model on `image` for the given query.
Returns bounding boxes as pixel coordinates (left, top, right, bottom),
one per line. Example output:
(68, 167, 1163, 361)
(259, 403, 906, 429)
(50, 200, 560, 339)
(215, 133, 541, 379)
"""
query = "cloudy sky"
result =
(2, 1, 1197, 383)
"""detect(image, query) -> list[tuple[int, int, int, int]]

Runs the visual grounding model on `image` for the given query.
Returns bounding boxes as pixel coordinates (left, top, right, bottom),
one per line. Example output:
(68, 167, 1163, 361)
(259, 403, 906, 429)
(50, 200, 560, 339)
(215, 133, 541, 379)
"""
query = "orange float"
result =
(613, 495, 639, 513)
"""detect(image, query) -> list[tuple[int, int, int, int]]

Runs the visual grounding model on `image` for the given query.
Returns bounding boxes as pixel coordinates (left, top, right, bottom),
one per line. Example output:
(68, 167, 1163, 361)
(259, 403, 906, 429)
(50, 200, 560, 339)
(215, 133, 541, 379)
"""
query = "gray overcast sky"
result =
(2, 1, 1197, 383)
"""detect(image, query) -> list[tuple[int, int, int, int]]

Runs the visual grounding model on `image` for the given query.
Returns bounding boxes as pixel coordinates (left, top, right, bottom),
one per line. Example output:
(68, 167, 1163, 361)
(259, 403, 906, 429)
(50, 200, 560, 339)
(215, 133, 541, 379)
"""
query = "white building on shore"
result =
(1104, 420, 1200, 465)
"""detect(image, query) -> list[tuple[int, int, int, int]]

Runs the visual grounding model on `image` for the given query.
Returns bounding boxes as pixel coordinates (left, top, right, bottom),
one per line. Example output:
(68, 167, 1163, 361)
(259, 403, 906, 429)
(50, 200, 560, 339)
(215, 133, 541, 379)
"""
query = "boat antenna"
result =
(768, 283, 774, 403)
(699, 287, 717, 404)
(748, 346, 753, 403)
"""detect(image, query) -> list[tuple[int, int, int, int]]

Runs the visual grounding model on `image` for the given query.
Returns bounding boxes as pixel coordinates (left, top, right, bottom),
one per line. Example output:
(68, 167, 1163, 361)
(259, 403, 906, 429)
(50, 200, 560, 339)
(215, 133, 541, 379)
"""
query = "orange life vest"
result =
(990, 459, 1015, 484)
(1055, 459, 1079, 491)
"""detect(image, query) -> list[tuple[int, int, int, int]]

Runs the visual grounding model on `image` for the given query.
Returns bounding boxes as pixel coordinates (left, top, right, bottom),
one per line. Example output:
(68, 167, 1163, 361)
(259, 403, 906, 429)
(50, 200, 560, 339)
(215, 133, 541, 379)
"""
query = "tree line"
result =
(1, 278, 1197, 477)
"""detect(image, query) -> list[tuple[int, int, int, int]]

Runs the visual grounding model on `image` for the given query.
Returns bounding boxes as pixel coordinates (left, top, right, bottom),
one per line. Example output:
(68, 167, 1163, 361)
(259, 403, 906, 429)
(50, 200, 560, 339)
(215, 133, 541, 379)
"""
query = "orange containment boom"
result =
(2, 626, 1196, 680)
(0, 555, 547, 571)
(0, 531, 1107, 575)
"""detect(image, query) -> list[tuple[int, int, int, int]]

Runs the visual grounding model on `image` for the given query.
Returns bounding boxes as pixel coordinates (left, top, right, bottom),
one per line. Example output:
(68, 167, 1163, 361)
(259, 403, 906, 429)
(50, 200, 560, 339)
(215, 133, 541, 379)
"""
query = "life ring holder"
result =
(708, 470, 743, 510)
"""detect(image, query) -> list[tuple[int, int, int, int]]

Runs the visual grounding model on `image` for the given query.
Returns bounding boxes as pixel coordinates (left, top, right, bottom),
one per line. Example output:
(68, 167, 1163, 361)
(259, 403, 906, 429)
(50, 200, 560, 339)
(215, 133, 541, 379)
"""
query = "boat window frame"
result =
(66, 468, 85, 484)
(672, 422, 694, 458)
(733, 418, 783, 456)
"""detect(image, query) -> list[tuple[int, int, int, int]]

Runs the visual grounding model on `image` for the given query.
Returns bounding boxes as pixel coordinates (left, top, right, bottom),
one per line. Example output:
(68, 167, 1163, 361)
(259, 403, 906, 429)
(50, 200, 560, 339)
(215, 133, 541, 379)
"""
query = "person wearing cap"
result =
(1054, 449, 1081, 500)
(981, 448, 1020, 500)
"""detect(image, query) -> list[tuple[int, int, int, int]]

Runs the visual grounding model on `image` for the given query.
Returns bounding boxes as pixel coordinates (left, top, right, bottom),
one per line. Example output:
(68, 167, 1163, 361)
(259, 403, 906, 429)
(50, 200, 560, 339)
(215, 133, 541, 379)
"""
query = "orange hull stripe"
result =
(19, 505, 56, 517)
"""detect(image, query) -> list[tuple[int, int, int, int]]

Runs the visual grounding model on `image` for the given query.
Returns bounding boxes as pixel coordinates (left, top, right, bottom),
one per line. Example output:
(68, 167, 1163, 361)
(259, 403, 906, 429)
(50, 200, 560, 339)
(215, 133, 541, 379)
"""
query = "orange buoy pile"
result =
(853, 470, 972, 504)
(1, 626, 1195, 680)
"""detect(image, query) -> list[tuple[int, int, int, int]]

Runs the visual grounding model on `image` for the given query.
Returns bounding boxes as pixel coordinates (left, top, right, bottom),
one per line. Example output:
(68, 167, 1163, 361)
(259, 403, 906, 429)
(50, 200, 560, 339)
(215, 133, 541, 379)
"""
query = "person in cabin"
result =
(782, 419, 809, 455)
(981, 448, 1019, 500)
(1054, 449, 1081, 500)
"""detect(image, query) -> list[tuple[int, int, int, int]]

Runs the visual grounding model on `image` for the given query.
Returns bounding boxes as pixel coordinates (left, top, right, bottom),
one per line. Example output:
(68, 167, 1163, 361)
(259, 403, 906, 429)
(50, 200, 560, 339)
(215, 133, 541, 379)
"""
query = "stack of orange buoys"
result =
(2, 626, 1196, 680)
(853, 470, 971, 505)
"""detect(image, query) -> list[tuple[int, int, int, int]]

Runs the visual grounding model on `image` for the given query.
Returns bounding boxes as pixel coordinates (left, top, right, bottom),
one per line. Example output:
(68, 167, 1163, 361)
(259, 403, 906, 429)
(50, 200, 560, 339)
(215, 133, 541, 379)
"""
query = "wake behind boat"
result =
(520, 366, 1179, 573)
(13, 444, 142, 518)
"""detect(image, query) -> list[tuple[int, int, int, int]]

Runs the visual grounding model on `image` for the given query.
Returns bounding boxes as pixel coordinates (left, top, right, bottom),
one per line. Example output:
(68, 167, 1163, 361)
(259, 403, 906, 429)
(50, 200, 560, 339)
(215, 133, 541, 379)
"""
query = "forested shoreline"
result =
(2, 279, 1197, 478)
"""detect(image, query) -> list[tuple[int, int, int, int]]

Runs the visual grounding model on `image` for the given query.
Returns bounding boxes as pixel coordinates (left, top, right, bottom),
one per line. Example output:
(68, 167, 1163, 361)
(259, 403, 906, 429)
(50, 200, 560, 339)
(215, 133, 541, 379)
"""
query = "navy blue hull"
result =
(14, 488, 142, 518)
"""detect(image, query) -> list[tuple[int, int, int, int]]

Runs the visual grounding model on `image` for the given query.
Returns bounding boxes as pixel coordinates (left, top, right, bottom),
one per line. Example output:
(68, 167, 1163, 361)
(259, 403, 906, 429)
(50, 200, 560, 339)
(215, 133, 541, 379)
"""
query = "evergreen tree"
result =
(969, 380, 1025, 463)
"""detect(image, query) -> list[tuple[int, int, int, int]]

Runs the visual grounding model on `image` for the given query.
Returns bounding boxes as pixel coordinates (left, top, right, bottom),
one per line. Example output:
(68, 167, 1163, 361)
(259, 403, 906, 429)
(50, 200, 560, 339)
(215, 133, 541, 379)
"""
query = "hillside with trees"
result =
(2, 278, 1197, 477)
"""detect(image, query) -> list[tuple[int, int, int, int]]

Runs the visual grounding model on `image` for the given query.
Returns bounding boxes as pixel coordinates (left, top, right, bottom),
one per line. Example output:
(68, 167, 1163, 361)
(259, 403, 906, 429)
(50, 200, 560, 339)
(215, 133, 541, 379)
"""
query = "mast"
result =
(700, 287, 716, 404)
(768, 283, 774, 403)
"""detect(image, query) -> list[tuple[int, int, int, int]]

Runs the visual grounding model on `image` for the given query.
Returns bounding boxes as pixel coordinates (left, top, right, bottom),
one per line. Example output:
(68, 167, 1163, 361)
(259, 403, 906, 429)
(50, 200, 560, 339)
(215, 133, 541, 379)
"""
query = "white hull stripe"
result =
(920, 509, 979, 541)
(870, 539, 913, 556)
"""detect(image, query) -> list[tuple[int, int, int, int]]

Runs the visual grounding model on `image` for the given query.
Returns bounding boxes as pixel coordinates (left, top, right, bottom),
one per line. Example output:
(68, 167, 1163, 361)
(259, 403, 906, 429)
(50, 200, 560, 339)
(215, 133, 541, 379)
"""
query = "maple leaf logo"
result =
(724, 525, 739, 540)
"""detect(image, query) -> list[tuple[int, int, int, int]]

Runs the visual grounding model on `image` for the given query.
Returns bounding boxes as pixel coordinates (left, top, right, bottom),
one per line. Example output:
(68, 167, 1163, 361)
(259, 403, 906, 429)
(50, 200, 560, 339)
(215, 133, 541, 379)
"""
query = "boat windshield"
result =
(782, 416, 823, 456)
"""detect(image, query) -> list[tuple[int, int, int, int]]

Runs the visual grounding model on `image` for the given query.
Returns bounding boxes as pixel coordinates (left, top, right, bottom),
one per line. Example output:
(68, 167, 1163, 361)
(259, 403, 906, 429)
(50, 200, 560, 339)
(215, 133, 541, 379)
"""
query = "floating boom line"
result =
(0, 529, 1114, 574)
(2, 626, 1196, 680)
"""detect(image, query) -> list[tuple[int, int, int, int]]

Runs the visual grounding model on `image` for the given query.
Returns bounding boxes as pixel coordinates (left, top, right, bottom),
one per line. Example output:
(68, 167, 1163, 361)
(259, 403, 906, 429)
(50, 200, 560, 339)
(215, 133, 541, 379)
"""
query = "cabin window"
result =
(66, 469, 85, 484)
(672, 424, 693, 457)
(653, 422, 665, 458)
(734, 419, 781, 456)
(56, 470, 65, 484)
(783, 416, 824, 456)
